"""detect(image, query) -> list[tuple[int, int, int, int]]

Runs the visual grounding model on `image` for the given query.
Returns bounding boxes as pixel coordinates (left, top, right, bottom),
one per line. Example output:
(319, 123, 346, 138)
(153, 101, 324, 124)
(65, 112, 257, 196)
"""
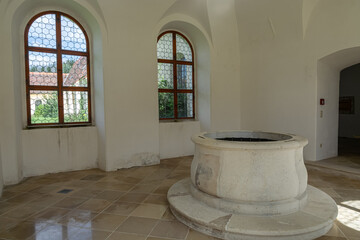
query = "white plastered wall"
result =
(306, 0, 360, 160)
(157, 0, 241, 159)
(156, 16, 210, 159)
(236, 0, 360, 161)
(0, 0, 106, 182)
(236, 0, 318, 160)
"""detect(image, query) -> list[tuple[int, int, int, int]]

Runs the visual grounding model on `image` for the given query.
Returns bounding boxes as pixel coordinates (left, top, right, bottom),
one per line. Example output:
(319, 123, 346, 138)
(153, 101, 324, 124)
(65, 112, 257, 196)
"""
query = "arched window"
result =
(157, 31, 195, 120)
(25, 11, 91, 126)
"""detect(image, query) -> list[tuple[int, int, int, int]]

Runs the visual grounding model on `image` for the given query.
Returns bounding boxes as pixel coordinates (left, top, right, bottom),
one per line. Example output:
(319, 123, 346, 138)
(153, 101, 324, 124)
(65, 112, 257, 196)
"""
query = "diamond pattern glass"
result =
(30, 90, 59, 124)
(176, 34, 192, 62)
(177, 93, 193, 118)
(61, 16, 87, 52)
(157, 33, 173, 60)
(62, 55, 88, 87)
(29, 51, 57, 86)
(159, 93, 174, 118)
(26, 12, 91, 126)
(63, 91, 89, 123)
(158, 63, 173, 89)
(177, 65, 192, 90)
(28, 14, 56, 49)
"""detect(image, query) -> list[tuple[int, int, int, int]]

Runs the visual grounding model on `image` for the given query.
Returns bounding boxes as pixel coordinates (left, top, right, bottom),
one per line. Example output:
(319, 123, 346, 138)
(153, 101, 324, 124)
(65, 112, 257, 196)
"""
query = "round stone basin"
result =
(190, 131, 308, 215)
(168, 131, 337, 239)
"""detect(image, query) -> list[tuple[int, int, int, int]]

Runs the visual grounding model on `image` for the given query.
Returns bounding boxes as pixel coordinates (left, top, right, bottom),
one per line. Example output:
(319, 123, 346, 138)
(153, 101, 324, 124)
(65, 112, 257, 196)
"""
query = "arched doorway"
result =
(338, 64, 360, 157)
(316, 47, 360, 170)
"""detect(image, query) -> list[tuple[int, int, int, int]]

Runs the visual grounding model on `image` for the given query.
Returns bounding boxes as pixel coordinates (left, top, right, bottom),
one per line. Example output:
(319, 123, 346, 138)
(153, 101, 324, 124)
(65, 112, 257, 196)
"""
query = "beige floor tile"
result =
(70, 189, 103, 199)
(334, 189, 360, 200)
(0, 217, 20, 232)
(116, 216, 158, 235)
(53, 197, 87, 209)
(93, 190, 125, 201)
(104, 201, 139, 216)
(117, 192, 149, 203)
(0, 191, 20, 202)
(33, 223, 82, 240)
(7, 192, 43, 204)
(58, 209, 97, 227)
(150, 220, 189, 239)
(148, 238, 182, 240)
(138, 179, 164, 186)
(128, 167, 159, 179)
(130, 203, 167, 219)
(70, 228, 112, 240)
(336, 221, 360, 239)
(324, 224, 346, 237)
(113, 176, 143, 184)
(31, 185, 60, 194)
(0, 220, 48, 239)
(161, 208, 176, 220)
(28, 194, 64, 207)
(80, 174, 106, 181)
(4, 183, 40, 192)
(92, 182, 135, 191)
(2, 204, 44, 219)
(0, 201, 21, 215)
(142, 169, 173, 182)
(318, 188, 342, 198)
(30, 207, 71, 222)
(186, 229, 221, 240)
(315, 237, 347, 240)
(77, 198, 111, 212)
(64, 180, 96, 188)
(152, 179, 178, 194)
(107, 232, 146, 240)
(144, 194, 168, 205)
(89, 213, 127, 231)
(2, 157, 360, 240)
(130, 184, 159, 193)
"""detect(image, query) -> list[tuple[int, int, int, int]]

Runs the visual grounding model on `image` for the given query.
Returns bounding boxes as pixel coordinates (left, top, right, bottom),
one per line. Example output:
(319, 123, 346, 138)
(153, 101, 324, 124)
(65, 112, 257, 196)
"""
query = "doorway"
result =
(338, 64, 360, 158)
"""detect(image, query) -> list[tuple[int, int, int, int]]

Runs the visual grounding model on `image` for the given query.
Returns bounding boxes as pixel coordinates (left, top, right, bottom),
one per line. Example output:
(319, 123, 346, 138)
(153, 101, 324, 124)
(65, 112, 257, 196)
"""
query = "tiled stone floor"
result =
(306, 138, 360, 177)
(0, 156, 359, 240)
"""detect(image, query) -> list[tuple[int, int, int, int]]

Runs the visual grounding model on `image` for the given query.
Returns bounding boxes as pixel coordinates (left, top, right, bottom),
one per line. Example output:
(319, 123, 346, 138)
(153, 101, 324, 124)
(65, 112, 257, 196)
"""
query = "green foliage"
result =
(64, 111, 88, 122)
(62, 59, 76, 73)
(32, 91, 88, 123)
(29, 59, 76, 73)
(30, 62, 56, 73)
(33, 93, 58, 119)
(177, 93, 188, 118)
(64, 92, 88, 122)
(157, 62, 191, 119)
(158, 75, 174, 118)
(158, 92, 174, 119)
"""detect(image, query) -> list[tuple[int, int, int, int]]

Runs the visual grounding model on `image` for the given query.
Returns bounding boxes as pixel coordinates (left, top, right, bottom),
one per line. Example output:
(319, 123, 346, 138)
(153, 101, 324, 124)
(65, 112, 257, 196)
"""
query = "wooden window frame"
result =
(157, 31, 195, 120)
(24, 11, 91, 127)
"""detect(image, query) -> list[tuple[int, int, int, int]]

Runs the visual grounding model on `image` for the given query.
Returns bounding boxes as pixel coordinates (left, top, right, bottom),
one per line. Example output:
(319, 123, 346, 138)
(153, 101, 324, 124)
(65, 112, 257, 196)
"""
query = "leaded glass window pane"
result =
(157, 33, 173, 60)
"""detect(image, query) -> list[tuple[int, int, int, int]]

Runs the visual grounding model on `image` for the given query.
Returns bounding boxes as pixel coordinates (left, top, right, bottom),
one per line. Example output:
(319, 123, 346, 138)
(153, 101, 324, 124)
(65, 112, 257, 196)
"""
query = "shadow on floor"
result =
(339, 137, 360, 157)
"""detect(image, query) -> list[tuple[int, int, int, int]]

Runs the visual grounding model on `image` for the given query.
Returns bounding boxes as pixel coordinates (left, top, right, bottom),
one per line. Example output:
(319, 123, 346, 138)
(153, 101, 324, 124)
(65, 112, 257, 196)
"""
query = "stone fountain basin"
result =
(168, 131, 337, 239)
(190, 131, 308, 215)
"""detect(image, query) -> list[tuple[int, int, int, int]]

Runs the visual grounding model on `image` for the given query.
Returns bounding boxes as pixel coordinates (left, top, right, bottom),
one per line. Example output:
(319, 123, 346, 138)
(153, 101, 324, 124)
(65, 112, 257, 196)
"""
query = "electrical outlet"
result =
(320, 143, 322, 148)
